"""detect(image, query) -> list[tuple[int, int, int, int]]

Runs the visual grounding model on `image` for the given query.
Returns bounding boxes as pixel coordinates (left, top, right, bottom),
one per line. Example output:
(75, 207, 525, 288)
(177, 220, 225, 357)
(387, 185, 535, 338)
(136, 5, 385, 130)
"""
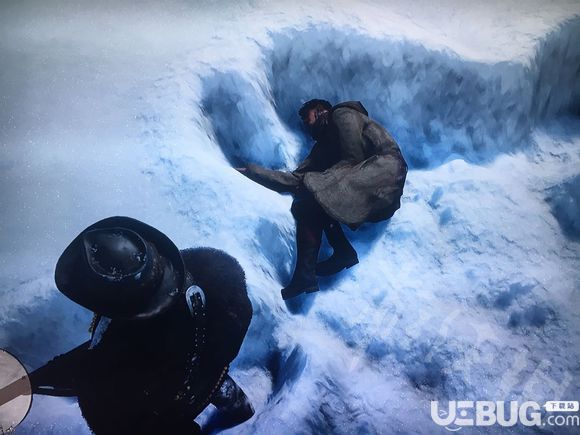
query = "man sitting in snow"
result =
(1, 216, 254, 434)
(238, 99, 407, 300)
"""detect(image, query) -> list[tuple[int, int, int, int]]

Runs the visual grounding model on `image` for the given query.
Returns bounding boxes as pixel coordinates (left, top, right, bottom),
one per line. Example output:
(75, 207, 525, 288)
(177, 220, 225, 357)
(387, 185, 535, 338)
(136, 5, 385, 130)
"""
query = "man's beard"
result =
(308, 111, 330, 141)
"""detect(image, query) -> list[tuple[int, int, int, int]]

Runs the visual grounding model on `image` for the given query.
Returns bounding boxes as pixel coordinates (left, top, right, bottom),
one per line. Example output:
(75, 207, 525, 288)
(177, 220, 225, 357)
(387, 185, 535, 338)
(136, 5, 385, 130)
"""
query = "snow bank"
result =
(203, 17, 580, 168)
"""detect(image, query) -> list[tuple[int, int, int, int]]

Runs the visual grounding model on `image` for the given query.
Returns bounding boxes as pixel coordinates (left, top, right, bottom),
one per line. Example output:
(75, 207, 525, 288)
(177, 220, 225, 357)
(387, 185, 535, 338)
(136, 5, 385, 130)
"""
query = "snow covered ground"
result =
(1, 0, 579, 433)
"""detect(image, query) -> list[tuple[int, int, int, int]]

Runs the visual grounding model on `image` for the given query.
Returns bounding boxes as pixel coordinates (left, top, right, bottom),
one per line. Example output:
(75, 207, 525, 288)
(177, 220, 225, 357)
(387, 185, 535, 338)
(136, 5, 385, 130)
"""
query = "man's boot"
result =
(281, 222, 321, 300)
(204, 375, 254, 433)
(316, 221, 358, 276)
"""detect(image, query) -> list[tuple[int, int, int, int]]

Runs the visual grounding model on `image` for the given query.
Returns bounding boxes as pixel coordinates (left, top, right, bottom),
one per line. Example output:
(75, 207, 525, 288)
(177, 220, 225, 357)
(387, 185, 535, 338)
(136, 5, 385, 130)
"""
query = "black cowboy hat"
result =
(55, 216, 185, 320)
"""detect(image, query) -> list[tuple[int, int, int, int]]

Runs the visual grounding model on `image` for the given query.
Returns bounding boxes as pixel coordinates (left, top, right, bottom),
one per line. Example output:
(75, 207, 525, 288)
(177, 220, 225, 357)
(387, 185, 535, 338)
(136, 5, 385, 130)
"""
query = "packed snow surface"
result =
(1, 1, 579, 433)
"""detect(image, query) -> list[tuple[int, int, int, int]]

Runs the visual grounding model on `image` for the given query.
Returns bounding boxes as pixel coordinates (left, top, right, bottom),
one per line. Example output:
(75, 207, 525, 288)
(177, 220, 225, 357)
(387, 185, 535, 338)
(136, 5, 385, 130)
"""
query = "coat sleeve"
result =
(332, 108, 366, 163)
(28, 340, 91, 396)
(245, 141, 326, 193)
(245, 164, 302, 193)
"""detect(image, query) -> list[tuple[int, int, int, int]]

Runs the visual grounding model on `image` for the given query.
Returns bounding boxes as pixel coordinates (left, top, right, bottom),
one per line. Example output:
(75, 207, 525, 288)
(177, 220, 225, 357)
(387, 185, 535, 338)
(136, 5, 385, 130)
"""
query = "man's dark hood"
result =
(332, 101, 369, 116)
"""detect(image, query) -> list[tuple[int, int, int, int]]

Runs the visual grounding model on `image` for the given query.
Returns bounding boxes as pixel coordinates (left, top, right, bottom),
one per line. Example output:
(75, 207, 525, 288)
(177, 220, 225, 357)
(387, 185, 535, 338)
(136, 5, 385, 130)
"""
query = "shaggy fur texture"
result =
(73, 248, 252, 434)
(180, 247, 252, 370)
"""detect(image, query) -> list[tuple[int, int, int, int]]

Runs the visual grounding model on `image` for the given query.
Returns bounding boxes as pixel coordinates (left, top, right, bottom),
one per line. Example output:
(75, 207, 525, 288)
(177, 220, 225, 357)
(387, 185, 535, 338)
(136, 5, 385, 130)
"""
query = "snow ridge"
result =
(202, 18, 580, 168)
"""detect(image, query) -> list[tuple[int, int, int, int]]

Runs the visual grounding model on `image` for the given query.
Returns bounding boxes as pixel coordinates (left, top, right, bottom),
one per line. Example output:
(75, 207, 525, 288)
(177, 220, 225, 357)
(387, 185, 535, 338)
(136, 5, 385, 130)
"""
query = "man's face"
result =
(302, 108, 318, 127)
(301, 106, 330, 140)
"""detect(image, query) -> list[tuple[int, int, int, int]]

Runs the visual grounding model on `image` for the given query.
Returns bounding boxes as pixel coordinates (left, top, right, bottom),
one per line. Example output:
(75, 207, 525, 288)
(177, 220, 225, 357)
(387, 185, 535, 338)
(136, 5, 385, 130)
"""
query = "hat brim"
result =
(55, 216, 185, 320)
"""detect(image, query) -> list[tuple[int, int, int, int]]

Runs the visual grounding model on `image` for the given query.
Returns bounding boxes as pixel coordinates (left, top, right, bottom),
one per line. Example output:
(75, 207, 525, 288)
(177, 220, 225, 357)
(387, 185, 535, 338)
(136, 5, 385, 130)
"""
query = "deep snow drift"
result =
(1, 1, 579, 434)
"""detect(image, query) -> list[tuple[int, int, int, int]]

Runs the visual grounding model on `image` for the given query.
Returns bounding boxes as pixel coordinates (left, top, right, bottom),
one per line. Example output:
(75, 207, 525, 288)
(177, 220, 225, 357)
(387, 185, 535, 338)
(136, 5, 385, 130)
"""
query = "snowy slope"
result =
(1, 1, 579, 434)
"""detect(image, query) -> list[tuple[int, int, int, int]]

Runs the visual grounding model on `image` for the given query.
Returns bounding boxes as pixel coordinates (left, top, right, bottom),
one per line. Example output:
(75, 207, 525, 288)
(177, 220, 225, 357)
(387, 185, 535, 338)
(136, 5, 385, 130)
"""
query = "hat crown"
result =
(83, 228, 147, 282)
(55, 216, 185, 320)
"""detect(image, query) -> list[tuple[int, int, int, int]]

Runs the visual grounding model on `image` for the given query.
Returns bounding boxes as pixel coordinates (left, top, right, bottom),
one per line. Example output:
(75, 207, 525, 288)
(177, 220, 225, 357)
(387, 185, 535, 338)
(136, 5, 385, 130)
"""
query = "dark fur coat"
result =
(34, 248, 252, 434)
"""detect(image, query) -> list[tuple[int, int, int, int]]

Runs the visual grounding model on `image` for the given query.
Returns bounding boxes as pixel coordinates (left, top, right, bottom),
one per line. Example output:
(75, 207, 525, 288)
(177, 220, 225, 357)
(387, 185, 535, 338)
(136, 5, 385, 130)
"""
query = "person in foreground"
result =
(238, 99, 407, 300)
(1, 216, 254, 434)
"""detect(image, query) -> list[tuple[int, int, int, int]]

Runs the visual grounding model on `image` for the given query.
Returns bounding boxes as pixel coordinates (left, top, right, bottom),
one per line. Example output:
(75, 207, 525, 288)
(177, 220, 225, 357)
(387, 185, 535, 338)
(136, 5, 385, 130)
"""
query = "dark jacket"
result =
(30, 248, 252, 434)
(247, 101, 408, 228)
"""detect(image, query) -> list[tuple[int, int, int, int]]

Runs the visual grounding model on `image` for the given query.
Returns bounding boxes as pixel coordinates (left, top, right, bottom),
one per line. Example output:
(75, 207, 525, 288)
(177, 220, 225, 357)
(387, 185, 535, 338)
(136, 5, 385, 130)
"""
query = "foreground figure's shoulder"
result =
(180, 247, 246, 287)
(180, 247, 242, 266)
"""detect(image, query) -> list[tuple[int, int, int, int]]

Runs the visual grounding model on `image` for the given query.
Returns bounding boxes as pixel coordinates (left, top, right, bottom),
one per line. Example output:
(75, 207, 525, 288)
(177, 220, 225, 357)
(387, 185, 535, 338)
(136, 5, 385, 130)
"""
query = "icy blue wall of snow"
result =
(202, 18, 580, 168)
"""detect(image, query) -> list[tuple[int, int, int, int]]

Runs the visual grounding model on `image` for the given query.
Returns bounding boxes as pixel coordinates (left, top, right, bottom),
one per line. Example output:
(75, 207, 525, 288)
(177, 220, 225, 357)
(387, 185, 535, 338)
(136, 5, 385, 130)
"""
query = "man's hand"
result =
(235, 164, 302, 193)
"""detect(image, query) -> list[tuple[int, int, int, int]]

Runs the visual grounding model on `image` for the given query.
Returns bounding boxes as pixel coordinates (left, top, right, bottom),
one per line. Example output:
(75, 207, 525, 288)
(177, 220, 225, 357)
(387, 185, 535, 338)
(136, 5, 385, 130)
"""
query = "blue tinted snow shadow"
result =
(284, 290, 317, 315)
(201, 18, 580, 170)
(546, 173, 580, 240)
(0, 281, 91, 371)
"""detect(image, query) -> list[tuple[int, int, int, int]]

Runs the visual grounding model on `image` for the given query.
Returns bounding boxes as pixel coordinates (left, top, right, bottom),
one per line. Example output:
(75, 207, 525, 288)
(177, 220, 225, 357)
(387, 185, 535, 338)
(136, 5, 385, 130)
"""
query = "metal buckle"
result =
(185, 285, 206, 319)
